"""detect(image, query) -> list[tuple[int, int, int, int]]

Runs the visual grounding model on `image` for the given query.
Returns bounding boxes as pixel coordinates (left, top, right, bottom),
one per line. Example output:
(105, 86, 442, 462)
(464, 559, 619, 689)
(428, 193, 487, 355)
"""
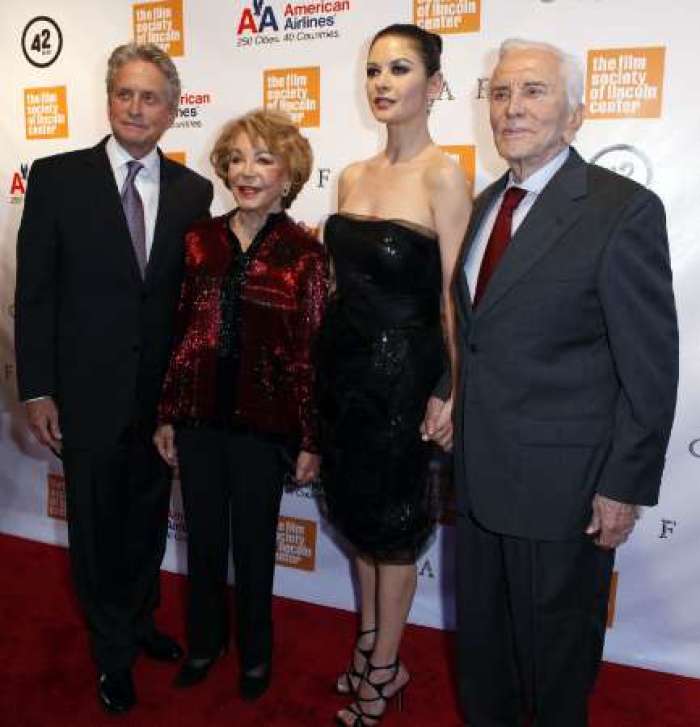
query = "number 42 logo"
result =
(21, 16, 63, 68)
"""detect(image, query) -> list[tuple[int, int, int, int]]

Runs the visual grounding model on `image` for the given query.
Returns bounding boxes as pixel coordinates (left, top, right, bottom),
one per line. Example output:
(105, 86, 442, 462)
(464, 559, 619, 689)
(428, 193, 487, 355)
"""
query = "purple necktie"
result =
(121, 161, 147, 277)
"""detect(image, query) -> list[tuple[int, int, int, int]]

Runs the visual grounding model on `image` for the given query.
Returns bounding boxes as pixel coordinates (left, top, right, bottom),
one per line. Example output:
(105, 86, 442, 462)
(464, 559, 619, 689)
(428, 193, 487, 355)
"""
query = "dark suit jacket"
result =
(15, 137, 213, 448)
(451, 148, 678, 540)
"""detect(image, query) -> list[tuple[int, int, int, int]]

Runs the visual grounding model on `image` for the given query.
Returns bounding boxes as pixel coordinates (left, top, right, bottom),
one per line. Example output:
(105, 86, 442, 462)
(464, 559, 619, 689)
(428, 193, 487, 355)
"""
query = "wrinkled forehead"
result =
(490, 48, 564, 89)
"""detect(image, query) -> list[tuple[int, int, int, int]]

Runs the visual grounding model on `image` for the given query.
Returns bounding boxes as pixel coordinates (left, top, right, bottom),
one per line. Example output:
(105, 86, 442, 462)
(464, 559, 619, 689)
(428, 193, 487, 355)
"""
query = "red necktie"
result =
(473, 186, 527, 307)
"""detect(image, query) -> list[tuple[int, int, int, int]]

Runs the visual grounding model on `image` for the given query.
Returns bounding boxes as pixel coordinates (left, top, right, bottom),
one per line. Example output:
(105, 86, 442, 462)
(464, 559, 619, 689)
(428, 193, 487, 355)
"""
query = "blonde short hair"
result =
(210, 109, 313, 209)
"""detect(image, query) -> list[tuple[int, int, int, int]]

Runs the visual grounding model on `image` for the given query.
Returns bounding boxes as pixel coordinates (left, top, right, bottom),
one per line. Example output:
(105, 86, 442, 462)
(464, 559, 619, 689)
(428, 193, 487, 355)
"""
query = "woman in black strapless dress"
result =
(321, 24, 472, 727)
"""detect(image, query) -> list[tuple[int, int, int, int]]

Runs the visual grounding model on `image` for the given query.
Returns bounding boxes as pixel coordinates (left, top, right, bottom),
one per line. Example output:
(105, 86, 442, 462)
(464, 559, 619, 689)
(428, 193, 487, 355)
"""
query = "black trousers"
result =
(62, 420, 171, 673)
(455, 511, 614, 727)
(175, 426, 286, 670)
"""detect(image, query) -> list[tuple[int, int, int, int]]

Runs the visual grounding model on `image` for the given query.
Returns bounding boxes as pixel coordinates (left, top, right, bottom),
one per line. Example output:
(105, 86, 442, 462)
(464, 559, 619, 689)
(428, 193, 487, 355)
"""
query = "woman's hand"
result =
(154, 424, 178, 467)
(295, 450, 321, 484)
(420, 395, 453, 451)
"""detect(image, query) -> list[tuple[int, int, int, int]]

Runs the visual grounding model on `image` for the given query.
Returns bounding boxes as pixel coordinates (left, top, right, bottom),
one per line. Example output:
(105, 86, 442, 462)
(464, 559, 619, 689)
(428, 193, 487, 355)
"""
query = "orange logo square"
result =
(133, 0, 184, 57)
(24, 86, 68, 140)
(47, 473, 67, 520)
(263, 67, 320, 128)
(440, 145, 476, 185)
(276, 516, 317, 571)
(607, 571, 619, 628)
(164, 150, 186, 166)
(414, 0, 481, 34)
(586, 47, 665, 119)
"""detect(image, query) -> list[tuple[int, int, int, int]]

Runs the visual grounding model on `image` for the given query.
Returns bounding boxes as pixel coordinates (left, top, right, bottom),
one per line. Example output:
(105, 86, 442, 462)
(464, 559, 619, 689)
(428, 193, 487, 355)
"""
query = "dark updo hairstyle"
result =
(370, 23, 443, 77)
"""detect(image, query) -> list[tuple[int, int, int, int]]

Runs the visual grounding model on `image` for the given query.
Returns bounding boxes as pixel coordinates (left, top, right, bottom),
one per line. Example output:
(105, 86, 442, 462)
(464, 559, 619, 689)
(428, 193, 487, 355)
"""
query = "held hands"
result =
(420, 395, 453, 451)
(25, 397, 62, 455)
(586, 493, 640, 549)
(295, 450, 321, 485)
(154, 424, 178, 468)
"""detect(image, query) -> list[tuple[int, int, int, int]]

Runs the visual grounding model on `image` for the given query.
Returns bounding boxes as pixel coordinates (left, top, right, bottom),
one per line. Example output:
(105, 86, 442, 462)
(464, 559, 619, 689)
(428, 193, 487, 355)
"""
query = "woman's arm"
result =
(421, 157, 472, 449)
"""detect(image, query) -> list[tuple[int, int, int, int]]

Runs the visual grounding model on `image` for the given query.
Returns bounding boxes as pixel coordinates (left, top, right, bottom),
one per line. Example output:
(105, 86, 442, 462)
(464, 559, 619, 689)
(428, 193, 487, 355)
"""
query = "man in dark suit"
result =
(423, 38, 678, 726)
(15, 43, 213, 713)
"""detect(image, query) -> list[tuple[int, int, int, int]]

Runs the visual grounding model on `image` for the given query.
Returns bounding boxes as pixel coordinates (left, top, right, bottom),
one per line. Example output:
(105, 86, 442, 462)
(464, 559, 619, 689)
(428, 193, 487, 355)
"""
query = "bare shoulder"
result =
(424, 148, 471, 197)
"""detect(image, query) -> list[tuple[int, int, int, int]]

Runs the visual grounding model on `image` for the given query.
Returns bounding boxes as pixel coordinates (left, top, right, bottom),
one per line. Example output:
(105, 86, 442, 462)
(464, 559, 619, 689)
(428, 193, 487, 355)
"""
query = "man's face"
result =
(489, 48, 582, 180)
(108, 60, 174, 159)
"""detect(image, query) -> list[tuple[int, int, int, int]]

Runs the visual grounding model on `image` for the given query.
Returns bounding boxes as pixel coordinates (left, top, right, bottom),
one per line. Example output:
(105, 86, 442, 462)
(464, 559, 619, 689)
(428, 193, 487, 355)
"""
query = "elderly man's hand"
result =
(295, 451, 321, 484)
(586, 493, 639, 549)
(420, 395, 453, 451)
(25, 397, 62, 454)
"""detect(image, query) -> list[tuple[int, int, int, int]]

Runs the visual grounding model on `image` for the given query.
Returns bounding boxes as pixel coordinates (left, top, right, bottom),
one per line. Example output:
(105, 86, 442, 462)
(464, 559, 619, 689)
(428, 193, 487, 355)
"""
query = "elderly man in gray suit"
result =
(423, 39, 678, 726)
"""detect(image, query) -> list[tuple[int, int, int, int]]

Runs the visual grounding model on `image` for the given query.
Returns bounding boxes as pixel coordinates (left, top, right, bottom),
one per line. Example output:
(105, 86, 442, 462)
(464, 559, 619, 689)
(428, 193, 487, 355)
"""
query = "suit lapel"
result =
(85, 138, 143, 284)
(144, 151, 175, 285)
(475, 149, 588, 319)
(454, 174, 508, 325)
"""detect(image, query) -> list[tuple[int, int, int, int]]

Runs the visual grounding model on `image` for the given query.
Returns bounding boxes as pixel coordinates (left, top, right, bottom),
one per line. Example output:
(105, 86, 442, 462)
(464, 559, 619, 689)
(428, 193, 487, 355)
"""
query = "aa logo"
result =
(24, 86, 68, 140)
(238, 1, 279, 34)
(276, 516, 317, 571)
(47, 473, 67, 520)
(586, 47, 665, 119)
(440, 145, 476, 186)
(133, 0, 185, 56)
(414, 0, 481, 34)
(264, 67, 320, 127)
(8, 163, 29, 204)
(164, 151, 186, 166)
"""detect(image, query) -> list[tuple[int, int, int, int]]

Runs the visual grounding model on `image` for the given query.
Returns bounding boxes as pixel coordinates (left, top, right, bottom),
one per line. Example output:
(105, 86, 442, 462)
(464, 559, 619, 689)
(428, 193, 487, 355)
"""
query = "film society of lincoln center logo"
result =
(586, 47, 665, 119)
(24, 86, 68, 140)
(264, 67, 320, 127)
(133, 0, 184, 56)
(440, 145, 475, 186)
(47, 473, 67, 520)
(414, 0, 481, 34)
(276, 516, 317, 571)
(21, 16, 63, 68)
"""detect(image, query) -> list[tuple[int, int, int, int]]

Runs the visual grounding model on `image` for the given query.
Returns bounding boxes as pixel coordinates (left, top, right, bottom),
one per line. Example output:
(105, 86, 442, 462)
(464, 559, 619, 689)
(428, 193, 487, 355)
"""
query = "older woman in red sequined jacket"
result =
(154, 109, 327, 698)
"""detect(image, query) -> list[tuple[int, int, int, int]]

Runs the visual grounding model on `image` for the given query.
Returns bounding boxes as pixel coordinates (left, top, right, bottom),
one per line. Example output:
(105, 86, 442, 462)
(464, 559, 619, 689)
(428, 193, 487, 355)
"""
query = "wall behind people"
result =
(1, 0, 698, 679)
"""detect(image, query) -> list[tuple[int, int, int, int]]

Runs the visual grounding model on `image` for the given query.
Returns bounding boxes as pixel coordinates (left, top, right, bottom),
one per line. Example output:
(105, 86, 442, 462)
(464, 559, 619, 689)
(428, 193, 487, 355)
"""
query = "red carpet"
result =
(1, 534, 698, 726)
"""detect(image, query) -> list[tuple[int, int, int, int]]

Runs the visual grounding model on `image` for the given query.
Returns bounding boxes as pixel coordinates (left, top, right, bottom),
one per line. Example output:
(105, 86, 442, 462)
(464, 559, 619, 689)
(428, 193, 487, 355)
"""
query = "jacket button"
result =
(469, 343, 478, 353)
(132, 344, 141, 353)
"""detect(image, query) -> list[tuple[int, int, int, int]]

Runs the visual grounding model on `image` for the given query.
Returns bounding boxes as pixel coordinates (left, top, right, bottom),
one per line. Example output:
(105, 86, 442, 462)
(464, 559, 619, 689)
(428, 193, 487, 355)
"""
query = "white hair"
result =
(497, 38, 584, 112)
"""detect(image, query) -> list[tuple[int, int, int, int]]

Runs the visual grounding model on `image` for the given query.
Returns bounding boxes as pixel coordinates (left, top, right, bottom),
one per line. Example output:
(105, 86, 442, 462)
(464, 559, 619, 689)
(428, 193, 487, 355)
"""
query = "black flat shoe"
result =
(139, 630, 184, 662)
(98, 669, 136, 714)
(173, 655, 219, 688)
(239, 664, 271, 701)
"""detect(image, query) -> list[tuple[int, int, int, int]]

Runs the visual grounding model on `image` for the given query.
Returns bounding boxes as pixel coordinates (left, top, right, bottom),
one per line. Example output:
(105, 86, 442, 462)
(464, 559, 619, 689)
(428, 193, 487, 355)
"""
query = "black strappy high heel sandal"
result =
(335, 657, 407, 726)
(336, 627, 377, 695)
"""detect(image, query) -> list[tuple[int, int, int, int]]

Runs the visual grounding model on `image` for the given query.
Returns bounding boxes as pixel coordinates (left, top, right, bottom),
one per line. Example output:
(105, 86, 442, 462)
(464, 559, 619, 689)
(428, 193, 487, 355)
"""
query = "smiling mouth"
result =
(373, 97, 395, 108)
(236, 185, 260, 197)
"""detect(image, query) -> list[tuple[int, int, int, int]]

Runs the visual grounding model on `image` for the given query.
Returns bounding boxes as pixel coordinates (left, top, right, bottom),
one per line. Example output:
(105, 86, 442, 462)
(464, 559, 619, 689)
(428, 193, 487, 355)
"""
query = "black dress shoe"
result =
(98, 669, 136, 714)
(173, 655, 219, 688)
(139, 630, 184, 662)
(239, 665, 271, 701)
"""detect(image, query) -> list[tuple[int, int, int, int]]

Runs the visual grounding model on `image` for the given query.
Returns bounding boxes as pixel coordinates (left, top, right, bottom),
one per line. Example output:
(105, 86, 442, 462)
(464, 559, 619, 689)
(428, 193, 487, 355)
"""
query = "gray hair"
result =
(497, 38, 584, 112)
(106, 43, 181, 114)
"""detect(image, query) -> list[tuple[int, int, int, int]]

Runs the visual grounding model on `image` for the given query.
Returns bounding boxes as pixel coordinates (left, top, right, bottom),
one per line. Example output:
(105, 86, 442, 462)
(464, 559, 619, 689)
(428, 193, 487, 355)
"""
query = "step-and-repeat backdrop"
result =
(1, 0, 698, 679)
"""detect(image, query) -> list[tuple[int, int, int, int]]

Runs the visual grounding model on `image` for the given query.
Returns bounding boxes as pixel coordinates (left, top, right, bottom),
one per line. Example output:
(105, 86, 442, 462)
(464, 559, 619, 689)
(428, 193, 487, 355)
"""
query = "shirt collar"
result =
(507, 146, 570, 195)
(106, 135, 160, 179)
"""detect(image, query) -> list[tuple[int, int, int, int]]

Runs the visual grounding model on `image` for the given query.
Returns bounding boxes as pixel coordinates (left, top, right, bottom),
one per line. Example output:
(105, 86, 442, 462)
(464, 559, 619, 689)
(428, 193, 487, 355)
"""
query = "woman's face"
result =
(226, 132, 289, 215)
(366, 35, 434, 124)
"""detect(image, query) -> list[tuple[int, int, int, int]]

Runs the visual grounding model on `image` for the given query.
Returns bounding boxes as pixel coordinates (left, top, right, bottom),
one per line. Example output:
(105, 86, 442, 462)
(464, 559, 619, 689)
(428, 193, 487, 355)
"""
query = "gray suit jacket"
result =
(450, 148, 678, 540)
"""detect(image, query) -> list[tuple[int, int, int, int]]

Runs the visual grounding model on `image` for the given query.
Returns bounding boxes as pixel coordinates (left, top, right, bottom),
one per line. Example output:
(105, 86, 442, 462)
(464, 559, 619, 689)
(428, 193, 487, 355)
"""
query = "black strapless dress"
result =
(320, 213, 445, 563)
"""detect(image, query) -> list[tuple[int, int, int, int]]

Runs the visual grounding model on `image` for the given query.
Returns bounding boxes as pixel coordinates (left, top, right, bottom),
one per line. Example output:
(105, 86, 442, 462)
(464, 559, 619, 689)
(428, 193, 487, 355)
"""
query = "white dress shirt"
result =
(106, 135, 161, 258)
(464, 147, 570, 300)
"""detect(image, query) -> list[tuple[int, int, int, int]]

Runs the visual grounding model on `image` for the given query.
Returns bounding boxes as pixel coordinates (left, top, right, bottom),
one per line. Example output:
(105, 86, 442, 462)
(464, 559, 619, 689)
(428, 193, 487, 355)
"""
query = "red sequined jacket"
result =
(158, 212, 328, 452)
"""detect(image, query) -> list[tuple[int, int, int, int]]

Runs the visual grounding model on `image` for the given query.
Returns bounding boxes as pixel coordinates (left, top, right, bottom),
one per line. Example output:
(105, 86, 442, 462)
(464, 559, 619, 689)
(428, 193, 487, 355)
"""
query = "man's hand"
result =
(153, 424, 178, 468)
(25, 397, 62, 454)
(586, 493, 639, 549)
(420, 395, 453, 451)
(295, 450, 321, 484)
